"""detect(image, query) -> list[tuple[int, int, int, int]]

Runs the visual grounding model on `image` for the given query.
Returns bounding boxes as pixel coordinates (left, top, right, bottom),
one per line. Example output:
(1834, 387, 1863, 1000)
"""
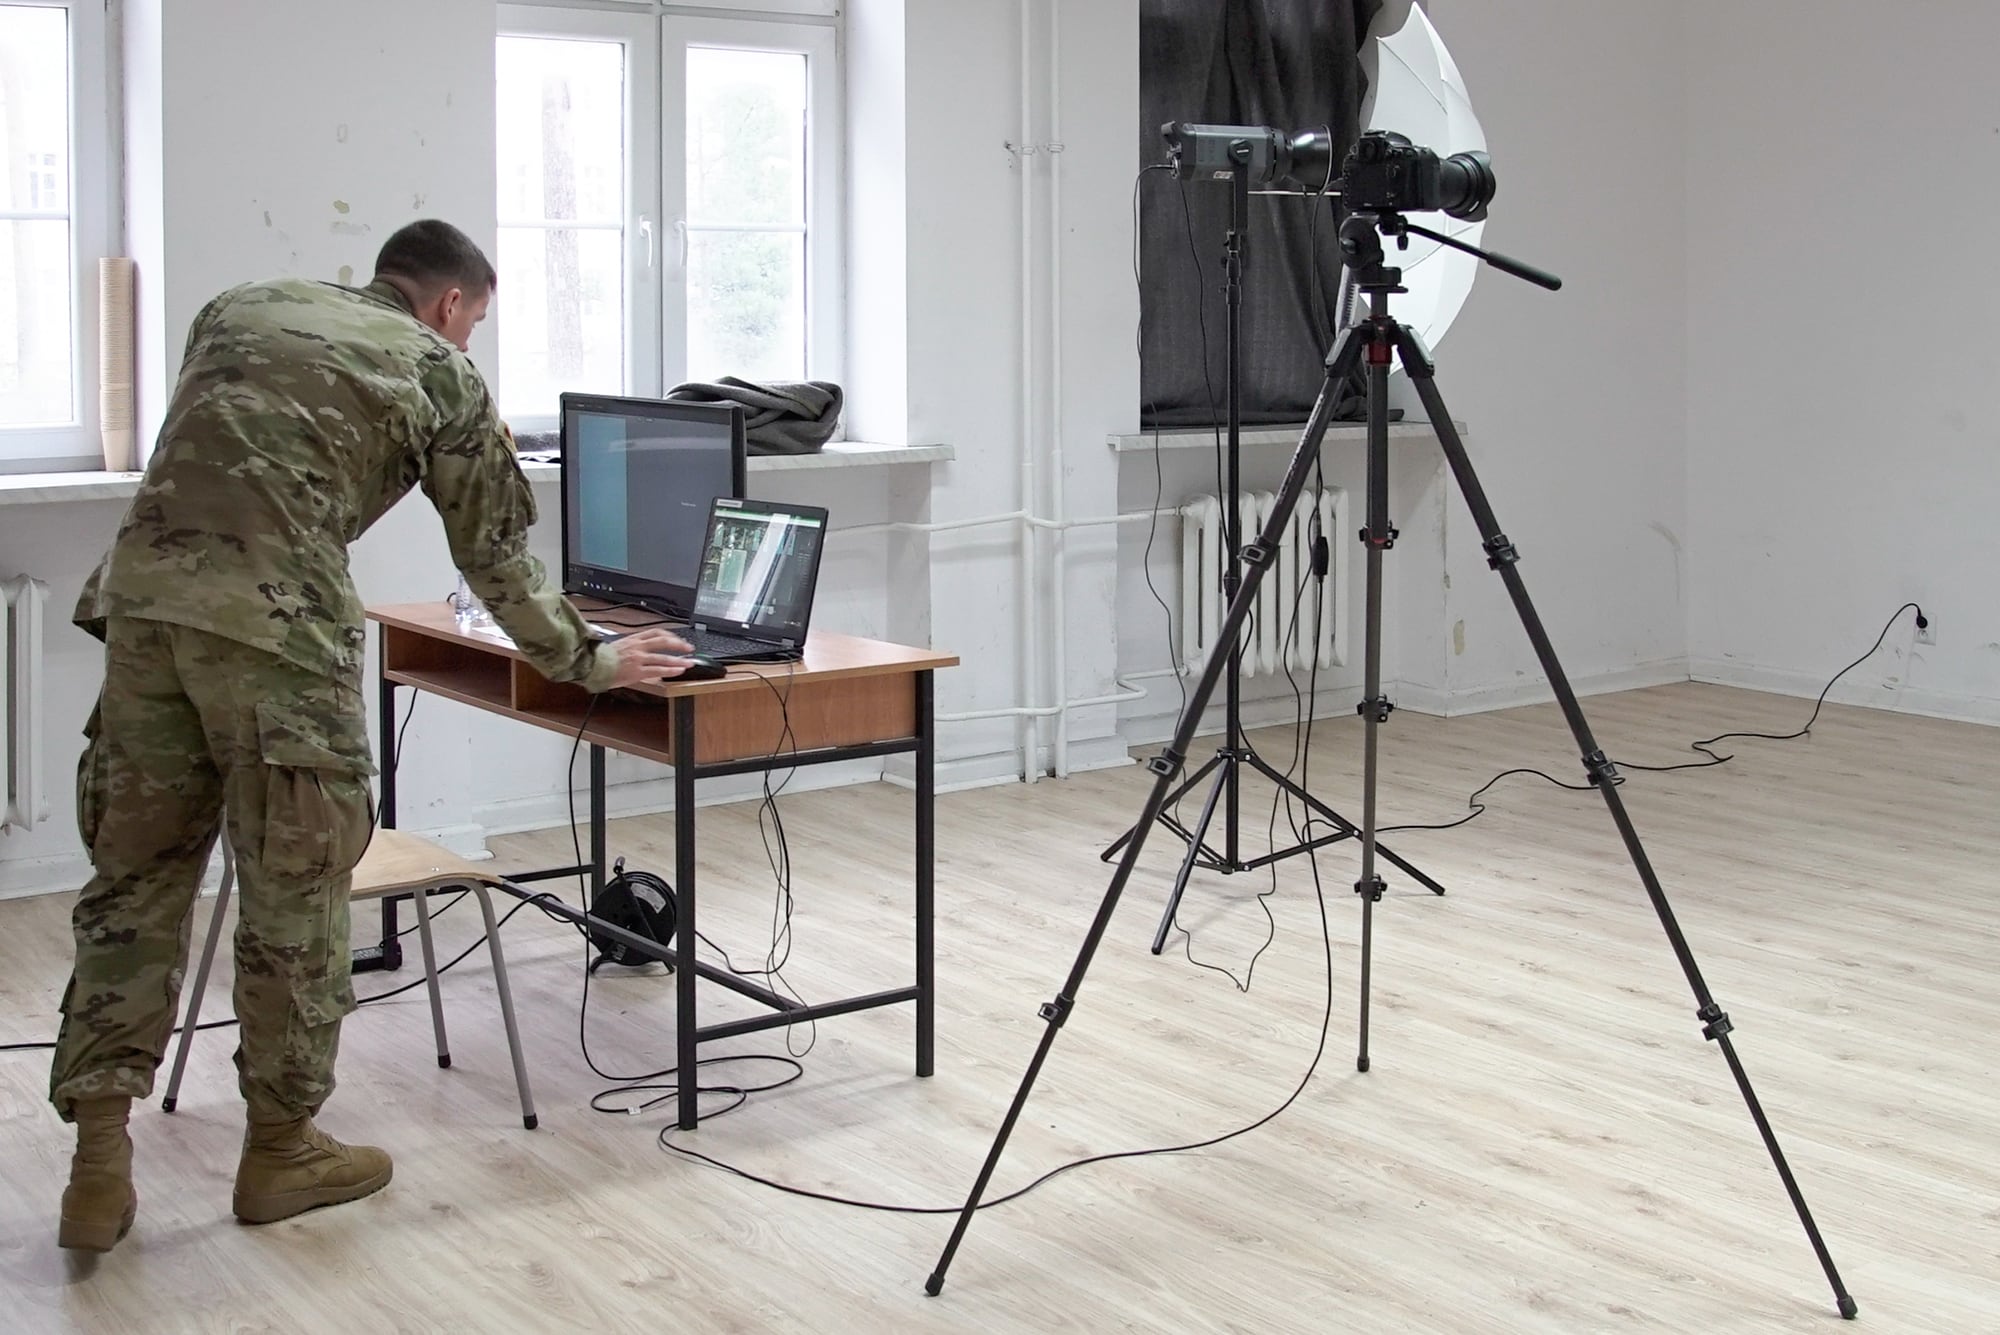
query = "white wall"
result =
(1685, 0, 2000, 722)
(891, 0, 1139, 785)
(1407, 0, 1690, 711)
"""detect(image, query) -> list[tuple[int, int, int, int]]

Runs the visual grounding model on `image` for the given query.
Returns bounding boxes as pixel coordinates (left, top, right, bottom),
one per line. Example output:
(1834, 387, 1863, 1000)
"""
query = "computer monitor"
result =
(558, 392, 747, 619)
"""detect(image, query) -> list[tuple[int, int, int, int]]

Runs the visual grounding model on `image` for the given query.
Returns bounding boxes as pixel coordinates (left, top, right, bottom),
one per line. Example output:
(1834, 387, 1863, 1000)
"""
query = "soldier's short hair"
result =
(373, 220, 497, 296)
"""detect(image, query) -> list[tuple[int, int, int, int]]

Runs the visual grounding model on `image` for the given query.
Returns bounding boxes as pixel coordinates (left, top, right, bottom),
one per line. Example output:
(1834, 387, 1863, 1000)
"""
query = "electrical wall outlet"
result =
(1916, 613, 1936, 646)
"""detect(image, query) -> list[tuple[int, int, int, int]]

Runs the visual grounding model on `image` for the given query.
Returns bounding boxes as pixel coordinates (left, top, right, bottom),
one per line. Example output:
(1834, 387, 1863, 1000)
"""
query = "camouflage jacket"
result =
(77, 278, 617, 692)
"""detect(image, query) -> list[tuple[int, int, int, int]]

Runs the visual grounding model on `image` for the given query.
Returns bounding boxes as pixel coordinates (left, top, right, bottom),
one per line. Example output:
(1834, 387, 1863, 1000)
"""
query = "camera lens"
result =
(1435, 150, 1496, 221)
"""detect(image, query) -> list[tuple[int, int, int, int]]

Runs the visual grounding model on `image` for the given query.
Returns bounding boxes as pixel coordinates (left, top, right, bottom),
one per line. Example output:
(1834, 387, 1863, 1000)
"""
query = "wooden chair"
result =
(162, 828, 539, 1129)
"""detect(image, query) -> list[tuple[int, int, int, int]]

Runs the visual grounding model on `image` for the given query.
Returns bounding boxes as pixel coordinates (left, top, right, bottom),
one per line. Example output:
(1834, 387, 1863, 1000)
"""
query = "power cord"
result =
(653, 803, 1344, 1216)
(1364, 600, 1932, 838)
(1134, 163, 1188, 727)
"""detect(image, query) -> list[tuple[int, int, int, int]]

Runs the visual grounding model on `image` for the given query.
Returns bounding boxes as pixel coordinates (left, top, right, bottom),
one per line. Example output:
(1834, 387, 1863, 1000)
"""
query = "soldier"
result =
(50, 219, 696, 1251)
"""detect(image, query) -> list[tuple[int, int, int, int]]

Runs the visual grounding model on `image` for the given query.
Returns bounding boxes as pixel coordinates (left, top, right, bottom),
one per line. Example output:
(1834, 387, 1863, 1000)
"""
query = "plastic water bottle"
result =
(453, 571, 494, 632)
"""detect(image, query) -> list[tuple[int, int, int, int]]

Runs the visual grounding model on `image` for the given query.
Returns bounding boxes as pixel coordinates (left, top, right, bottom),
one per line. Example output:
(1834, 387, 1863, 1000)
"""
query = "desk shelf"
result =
(374, 603, 952, 768)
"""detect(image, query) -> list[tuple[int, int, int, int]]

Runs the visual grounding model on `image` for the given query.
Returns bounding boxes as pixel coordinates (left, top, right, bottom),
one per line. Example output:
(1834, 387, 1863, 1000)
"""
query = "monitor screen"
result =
(558, 393, 746, 619)
(693, 498, 829, 639)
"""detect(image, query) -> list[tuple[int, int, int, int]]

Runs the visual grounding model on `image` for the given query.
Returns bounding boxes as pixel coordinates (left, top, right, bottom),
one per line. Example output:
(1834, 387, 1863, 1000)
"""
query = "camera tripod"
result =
(1101, 159, 1446, 959)
(926, 210, 1857, 1320)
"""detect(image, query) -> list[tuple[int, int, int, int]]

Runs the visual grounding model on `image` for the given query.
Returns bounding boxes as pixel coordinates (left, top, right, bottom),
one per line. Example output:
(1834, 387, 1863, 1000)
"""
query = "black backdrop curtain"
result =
(1139, 0, 1381, 427)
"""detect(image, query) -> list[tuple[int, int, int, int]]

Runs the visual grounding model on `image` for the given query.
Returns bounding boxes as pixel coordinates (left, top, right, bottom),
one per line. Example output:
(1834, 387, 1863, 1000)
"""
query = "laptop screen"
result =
(692, 498, 829, 641)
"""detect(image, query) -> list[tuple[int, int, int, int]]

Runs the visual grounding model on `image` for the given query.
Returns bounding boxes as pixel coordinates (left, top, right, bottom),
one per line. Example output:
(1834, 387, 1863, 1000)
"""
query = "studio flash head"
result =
(1160, 122, 1496, 223)
(1161, 121, 1336, 190)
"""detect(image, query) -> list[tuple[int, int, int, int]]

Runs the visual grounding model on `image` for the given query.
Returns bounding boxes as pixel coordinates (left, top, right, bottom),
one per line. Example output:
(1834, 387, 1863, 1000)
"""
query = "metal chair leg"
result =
(410, 885, 451, 1068)
(163, 842, 235, 1113)
(472, 883, 538, 1130)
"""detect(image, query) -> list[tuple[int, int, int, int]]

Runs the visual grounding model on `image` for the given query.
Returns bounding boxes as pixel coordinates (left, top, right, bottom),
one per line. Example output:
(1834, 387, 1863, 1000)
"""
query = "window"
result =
(0, 0, 107, 472)
(496, 4, 842, 427)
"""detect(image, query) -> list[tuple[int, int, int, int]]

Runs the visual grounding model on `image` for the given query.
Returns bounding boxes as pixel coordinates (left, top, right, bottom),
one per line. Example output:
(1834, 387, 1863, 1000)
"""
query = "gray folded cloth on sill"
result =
(665, 376, 843, 455)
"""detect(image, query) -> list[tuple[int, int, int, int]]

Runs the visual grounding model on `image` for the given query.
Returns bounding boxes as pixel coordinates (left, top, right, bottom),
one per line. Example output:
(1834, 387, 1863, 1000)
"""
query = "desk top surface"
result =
(367, 600, 957, 696)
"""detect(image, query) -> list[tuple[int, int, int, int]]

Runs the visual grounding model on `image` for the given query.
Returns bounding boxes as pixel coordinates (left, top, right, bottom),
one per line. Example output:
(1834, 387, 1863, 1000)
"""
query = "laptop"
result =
(674, 497, 830, 663)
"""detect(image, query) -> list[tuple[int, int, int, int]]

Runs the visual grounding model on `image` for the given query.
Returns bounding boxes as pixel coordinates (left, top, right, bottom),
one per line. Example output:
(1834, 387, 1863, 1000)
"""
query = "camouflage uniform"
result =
(51, 278, 618, 1122)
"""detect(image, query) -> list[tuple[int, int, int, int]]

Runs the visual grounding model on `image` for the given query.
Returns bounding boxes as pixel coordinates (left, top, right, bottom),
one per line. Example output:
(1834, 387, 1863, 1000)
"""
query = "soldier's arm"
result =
(420, 361, 621, 692)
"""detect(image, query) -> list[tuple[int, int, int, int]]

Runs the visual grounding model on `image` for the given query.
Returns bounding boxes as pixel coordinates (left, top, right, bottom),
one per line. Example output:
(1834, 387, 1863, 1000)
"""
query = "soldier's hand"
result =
(605, 628, 699, 689)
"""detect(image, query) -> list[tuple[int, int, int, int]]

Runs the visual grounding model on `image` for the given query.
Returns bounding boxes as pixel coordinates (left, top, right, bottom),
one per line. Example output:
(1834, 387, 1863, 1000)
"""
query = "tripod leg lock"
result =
(1146, 748, 1185, 778)
(1239, 541, 1276, 571)
(1038, 995, 1075, 1028)
(1697, 1002, 1734, 1041)
(1357, 697, 1396, 723)
(1360, 525, 1399, 550)
(1483, 534, 1520, 568)
(1581, 750, 1621, 786)
(1354, 876, 1387, 902)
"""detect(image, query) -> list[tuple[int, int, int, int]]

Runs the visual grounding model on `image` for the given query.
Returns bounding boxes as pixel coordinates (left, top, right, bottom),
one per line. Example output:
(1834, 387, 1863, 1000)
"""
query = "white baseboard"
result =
(884, 733, 1136, 793)
(1688, 658, 2000, 728)
(0, 841, 235, 902)
(1116, 683, 1368, 751)
(0, 851, 89, 900)
(470, 757, 890, 840)
(1394, 657, 1691, 718)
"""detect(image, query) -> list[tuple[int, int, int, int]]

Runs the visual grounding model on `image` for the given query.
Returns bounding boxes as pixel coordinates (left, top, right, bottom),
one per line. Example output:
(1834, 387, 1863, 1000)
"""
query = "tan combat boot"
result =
(58, 1096, 138, 1252)
(232, 1107, 392, 1224)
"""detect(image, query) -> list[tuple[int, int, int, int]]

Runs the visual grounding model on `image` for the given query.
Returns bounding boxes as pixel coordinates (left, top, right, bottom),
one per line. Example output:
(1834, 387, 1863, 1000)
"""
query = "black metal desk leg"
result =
(589, 744, 607, 896)
(674, 700, 700, 1130)
(358, 673, 403, 973)
(916, 671, 935, 1077)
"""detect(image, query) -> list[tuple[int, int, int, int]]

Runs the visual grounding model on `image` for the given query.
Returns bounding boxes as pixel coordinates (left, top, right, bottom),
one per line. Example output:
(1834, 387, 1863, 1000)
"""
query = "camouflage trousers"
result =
(49, 616, 376, 1123)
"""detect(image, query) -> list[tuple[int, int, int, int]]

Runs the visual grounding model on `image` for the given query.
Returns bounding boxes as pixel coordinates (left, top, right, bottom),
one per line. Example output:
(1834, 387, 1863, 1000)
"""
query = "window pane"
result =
(0, 219, 72, 427)
(687, 47, 805, 227)
(498, 36, 625, 224)
(497, 226, 624, 417)
(0, 6, 75, 429)
(686, 230, 803, 383)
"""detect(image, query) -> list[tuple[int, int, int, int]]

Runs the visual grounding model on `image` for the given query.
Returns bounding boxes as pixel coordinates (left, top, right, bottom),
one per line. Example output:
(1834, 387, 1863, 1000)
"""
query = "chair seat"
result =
(163, 828, 540, 1129)
(352, 829, 502, 901)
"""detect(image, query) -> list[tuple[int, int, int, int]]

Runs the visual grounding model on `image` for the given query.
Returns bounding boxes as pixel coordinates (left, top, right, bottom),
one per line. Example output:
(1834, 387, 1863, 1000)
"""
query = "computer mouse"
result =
(676, 655, 728, 682)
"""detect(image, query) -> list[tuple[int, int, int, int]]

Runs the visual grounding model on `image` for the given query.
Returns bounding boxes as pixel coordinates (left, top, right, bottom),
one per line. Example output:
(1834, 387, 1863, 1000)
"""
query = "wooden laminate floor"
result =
(0, 682, 1994, 1333)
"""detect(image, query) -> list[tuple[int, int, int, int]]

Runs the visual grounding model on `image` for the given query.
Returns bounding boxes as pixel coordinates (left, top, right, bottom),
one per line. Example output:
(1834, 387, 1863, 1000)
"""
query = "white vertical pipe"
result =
(1016, 0, 1040, 783)
(1048, 0, 1069, 778)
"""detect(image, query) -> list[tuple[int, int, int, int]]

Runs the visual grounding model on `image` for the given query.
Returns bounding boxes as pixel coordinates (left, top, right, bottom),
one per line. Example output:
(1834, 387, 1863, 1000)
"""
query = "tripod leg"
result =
(1353, 299, 1396, 1073)
(1392, 325, 1857, 1320)
(1100, 750, 1221, 863)
(1241, 745, 1447, 895)
(926, 325, 1371, 1297)
(1150, 763, 1228, 955)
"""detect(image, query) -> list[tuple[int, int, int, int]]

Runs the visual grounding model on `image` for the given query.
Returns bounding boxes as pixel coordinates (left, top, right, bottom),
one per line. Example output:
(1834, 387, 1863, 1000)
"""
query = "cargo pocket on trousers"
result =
(252, 701, 377, 888)
(74, 701, 105, 851)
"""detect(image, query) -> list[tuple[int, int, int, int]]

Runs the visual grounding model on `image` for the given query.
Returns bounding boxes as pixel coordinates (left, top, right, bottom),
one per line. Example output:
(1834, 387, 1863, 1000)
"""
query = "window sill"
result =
(0, 442, 954, 508)
(517, 439, 954, 480)
(0, 469, 146, 507)
(1107, 420, 1463, 452)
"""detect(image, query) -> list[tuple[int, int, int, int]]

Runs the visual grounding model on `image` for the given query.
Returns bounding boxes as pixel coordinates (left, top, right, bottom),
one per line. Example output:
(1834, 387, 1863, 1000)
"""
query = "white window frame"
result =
(0, 0, 112, 474)
(662, 14, 842, 401)
(497, 4, 660, 428)
(496, 1, 843, 434)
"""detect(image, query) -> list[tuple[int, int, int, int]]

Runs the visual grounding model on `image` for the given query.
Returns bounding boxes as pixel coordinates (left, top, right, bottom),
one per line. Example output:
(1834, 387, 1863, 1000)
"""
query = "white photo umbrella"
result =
(1357, 0, 1486, 349)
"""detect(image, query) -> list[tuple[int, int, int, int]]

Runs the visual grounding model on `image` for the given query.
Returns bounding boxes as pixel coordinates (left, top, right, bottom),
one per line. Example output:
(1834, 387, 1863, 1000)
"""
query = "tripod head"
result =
(1339, 209, 1564, 294)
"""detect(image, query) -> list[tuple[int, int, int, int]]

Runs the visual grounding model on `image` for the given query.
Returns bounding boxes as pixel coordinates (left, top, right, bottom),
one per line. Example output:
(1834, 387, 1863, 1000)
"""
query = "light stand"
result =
(926, 209, 1857, 1321)
(1103, 141, 1446, 958)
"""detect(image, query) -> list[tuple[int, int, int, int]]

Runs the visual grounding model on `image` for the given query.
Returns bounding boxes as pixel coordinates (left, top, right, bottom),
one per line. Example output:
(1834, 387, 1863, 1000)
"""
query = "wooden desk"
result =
(364, 601, 958, 1128)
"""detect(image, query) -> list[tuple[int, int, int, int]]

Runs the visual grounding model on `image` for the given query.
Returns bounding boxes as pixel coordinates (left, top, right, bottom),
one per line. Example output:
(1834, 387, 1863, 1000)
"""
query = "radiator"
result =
(1179, 489, 1346, 678)
(2, 575, 48, 833)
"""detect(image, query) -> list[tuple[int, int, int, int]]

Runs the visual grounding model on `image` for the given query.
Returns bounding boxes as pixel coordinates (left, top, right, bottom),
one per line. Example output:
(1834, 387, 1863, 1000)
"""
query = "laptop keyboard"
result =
(680, 629, 792, 659)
